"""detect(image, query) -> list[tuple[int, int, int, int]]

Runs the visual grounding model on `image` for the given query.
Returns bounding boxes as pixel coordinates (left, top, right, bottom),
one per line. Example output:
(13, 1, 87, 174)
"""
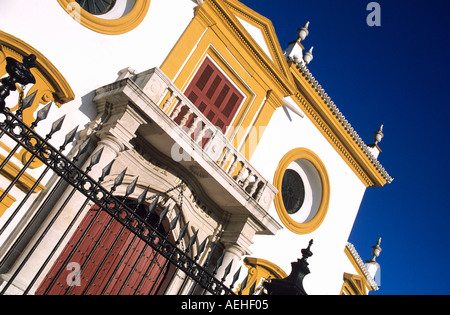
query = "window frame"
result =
(183, 57, 245, 133)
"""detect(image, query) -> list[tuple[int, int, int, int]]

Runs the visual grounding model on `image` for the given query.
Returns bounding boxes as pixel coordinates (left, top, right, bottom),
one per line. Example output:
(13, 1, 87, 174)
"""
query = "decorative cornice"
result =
(202, 0, 295, 96)
(345, 242, 378, 291)
(224, 0, 290, 80)
(292, 61, 393, 186)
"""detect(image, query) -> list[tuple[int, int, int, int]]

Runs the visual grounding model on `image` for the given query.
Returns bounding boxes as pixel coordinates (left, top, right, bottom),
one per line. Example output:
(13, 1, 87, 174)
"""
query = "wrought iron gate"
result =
(0, 55, 242, 295)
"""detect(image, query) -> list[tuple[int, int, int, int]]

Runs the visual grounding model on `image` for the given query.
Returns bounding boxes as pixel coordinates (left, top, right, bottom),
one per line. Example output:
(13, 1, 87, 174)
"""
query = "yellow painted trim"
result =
(241, 89, 282, 159)
(0, 30, 75, 169)
(273, 148, 330, 234)
(162, 27, 268, 155)
(57, 0, 151, 35)
(0, 154, 47, 194)
(202, 0, 296, 95)
(0, 189, 16, 218)
(0, 30, 75, 107)
(289, 62, 387, 187)
(223, 0, 293, 85)
(237, 257, 287, 295)
(344, 245, 374, 293)
(160, 0, 295, 161)
(340, 273, 368, 295)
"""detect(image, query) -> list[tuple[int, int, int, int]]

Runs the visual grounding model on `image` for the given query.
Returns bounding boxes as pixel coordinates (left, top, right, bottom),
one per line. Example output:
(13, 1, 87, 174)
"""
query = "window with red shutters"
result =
(184, 58, 244, 133)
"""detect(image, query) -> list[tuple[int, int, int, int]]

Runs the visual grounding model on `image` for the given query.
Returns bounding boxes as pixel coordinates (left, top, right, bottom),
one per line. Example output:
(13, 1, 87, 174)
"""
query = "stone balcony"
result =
(93, 68, 281, 236)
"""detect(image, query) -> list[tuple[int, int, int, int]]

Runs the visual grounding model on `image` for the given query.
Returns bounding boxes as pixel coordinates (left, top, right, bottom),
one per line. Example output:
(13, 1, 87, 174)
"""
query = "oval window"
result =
(281, 169, 305, 214)
(273, 148, 330, 235)
(58, 0, 151, 35)
(75, 0, 117, 15)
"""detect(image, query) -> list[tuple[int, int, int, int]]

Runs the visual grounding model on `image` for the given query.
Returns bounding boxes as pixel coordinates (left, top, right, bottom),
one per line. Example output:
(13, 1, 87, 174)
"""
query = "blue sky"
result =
(240, 0, 450, 295)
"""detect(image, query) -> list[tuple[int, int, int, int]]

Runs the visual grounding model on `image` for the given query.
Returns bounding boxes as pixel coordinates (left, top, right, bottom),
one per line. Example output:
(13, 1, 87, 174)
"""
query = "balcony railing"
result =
(125, 68, 277, 214)
(93, 68, 279, 236)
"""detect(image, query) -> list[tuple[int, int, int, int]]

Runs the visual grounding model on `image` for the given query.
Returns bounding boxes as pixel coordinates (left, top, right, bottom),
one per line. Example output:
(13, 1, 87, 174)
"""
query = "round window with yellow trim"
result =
(57, 0, 151, 35)
(273, 148, 330, 235)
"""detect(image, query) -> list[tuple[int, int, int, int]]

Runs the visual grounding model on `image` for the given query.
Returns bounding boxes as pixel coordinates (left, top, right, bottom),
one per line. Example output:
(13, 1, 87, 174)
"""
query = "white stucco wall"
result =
(248, 103, 368, 295)
(0, 0, 197, 185)
(0, 0, 196, 131)
(0, 0, 197, 250)
(1, 0, 371, 295)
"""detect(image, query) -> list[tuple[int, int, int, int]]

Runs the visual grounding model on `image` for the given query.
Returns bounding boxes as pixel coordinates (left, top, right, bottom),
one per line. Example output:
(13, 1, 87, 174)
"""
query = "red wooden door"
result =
(36, 204, 168, 295)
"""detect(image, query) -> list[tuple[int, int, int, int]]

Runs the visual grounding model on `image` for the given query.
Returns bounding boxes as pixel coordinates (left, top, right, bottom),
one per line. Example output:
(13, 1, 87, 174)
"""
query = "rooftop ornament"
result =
(0, 54, 36, 111)
(297, 21, 310, 42)
(303, 46, 314, 65)
(263, 239, 314, 295)
(373, 125, 384, 145)
(367, 237, 382, 263)
(284, 21, 315, 66)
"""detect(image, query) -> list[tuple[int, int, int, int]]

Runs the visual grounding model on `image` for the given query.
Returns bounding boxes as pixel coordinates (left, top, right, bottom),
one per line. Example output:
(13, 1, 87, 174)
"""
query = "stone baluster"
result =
(242, 170, 252, 189)
(227, 155, 238, 175)
(254, 181, 265, 201)
(233, 162, 245, 184)
(202, 127, 214, 147)
(189, 115, 200, 138)
(162, 89, 176, 112)
(179, 107, 192, 128)
(170, 101, 183, 119)
(219, 148, 228, 167)
(245, 176, 259, 197)
(194, 122, 205, 144)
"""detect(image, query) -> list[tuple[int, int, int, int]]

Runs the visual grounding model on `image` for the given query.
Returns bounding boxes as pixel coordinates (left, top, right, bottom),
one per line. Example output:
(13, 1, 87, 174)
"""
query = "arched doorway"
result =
(36, 199, 171, 295)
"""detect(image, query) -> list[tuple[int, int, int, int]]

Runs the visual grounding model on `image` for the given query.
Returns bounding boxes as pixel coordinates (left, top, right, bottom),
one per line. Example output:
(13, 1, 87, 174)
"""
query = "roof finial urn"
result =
(303, 46, 314, 65)
(374, 124, 384, 145)
(368, 237, 382, 262)
(297, 21, 310, 42)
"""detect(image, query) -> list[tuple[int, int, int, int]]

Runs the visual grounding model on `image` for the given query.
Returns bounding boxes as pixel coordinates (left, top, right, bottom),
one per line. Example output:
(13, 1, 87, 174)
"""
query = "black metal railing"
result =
(0, 55, 242, 295)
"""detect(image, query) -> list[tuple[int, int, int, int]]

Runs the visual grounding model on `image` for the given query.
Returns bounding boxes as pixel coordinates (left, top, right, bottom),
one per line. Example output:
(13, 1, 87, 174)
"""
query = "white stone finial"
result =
(374, 124, 384, 145)
(303, 46, 314, 65)
(297, 21, 310, 42)
(116, 67, 137, 81)
(369, 237, 382, 262)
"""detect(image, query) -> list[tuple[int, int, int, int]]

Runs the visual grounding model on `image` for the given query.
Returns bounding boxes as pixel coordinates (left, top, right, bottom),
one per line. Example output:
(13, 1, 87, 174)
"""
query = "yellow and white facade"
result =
(0, 0, 391, 295)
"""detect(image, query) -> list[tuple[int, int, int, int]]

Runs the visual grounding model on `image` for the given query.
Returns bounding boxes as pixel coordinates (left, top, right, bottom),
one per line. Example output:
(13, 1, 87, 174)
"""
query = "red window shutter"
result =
(184, 59, 244, 133)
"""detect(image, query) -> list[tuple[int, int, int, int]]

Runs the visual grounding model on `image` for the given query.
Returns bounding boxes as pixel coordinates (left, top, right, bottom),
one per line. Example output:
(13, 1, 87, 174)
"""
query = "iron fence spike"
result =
(214, 253, 225, 275)
(62, 126, 78, 148)
(230, 266, 242, 290)
(136, 186, 149, 205)
(177, 222, 189, 244)
(158, 205, 169, 227)
(221, 260, 233, 282)
(48, 115, 65, 137)
(187, 229, 199, 252)
(147, 196, 159, 214)
(89, 148, 104, 168)
(18, 90, 37, 113)
(194, 237, 208, 261)
(238, 275, 248, 295)
(113, 168, 127, 188)
(100, 160, 114, 180)
(34, 102, 52, 124)
(249, 280, 257, 295)
(204, 244, 216, 268)
(168, 212, 180, 233)
(125, 176, 138, 197)
(73, 138, 91, 160)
